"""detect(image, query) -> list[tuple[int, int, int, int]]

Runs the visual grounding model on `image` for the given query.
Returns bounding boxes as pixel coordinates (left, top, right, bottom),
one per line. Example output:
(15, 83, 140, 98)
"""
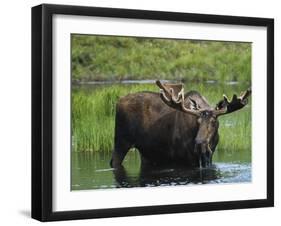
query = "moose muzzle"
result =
(194, 142, 212, 168)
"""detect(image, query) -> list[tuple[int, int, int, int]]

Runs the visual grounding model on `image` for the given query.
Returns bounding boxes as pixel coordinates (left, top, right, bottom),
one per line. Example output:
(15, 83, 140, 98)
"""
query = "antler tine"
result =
(241, 88, 251, 101)
(215, 87, 251, 116)
(156, 80, 200, 116)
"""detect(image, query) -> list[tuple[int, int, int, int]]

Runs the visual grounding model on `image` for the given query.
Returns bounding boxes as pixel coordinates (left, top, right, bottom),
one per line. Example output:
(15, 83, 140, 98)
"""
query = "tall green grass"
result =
(72, 83, 251, 163)
(72, 35, 251, 83)
(72, 84, 156, 152)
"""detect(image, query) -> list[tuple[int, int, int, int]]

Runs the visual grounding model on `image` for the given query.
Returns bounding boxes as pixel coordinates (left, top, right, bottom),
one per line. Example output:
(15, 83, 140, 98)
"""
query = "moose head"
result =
(156, 80, 251, 167)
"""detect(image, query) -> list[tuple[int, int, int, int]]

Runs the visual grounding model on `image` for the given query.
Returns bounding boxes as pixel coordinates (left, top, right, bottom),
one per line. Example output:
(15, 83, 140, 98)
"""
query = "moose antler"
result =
(215, 88, 251, 116)
(156, 80, 200, 116)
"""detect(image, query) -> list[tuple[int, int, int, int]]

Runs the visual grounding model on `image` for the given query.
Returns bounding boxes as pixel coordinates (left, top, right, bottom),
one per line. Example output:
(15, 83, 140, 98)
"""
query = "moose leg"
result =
(110, 140, 131, 168)
(112, 165, 129, 187)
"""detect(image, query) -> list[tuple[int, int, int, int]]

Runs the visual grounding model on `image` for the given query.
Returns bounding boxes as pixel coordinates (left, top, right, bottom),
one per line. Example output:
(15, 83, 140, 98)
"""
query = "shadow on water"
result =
(113, 164, 222, 188)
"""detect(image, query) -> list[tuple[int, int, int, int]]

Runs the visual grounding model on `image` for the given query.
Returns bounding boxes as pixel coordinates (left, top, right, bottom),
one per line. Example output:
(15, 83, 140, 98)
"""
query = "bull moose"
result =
(110, 80, 251, 168)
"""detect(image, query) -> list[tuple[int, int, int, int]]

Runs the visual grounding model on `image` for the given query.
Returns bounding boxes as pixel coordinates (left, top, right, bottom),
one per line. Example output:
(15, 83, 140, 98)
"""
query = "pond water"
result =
(71, 82, 251, 190)
(71, 150, 251, 190)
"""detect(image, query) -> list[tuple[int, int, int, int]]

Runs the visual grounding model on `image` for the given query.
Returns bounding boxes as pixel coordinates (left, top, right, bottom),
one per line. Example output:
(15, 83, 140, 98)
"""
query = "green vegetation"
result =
(72, 83, 251, 163)
(72, 35, 251, 83)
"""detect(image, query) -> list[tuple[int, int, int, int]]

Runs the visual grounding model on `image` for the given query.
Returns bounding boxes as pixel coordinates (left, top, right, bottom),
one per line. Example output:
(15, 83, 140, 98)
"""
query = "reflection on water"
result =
(71, 150, 251, 190)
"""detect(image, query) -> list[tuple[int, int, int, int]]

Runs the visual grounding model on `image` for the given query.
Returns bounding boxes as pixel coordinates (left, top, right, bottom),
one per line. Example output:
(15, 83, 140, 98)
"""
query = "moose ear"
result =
(188, 97, 200, 110)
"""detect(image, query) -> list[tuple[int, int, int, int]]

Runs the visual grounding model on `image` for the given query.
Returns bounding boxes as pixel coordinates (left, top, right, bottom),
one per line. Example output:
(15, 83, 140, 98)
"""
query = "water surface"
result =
(71, 150, 251, 190)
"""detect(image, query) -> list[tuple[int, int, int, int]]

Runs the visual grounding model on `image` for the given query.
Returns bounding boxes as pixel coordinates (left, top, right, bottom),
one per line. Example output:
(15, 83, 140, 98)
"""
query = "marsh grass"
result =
(72, 83, 251, 162)
(72, 84, 156, 152)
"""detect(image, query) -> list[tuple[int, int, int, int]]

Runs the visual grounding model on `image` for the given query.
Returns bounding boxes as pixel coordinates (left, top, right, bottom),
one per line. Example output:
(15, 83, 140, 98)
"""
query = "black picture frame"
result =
(31, 3, 274, 222)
